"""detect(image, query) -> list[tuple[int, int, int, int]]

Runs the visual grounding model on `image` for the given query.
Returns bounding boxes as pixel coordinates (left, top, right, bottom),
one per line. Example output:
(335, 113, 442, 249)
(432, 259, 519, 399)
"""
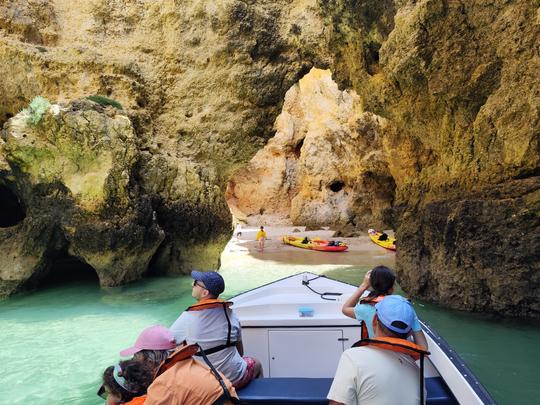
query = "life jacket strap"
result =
(196, 343, 239, 404)
(194, 341, 238, 356)
(360, 321, 369, 340)
(359, 294, 385, 306)
(154, 343, 200, 379)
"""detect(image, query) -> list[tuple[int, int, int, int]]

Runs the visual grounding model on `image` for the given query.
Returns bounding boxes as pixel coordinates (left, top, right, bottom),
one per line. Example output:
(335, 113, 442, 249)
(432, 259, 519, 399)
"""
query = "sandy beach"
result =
(220, 226, 396, 294)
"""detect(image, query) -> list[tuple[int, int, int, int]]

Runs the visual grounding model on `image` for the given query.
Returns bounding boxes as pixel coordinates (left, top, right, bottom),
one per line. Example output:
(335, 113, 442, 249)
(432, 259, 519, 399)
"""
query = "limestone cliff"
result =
(0, 99, 164, 294)
(0, 0, 331, 291)
(0, 0, 538, 317)
(317, 0, 539, 317)
(226, 68, 394, 230)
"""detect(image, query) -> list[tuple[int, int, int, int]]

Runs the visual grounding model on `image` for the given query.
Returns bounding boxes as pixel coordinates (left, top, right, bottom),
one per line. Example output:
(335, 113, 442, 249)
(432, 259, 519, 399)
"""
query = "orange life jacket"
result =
(186, 299, 237, 356)
(154, 342, 239, 405)
(123, 395, 147, 405)
(358, 295, 385, 339)
(353, 336, 429, 361)
(154, 343, 200, 379)
(186, 299, 233, 312)
(353, 336, 430, 404)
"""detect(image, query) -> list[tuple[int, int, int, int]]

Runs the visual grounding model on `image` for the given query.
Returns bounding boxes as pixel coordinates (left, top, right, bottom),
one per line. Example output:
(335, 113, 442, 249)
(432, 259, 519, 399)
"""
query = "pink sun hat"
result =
(119, 325, 177, 357)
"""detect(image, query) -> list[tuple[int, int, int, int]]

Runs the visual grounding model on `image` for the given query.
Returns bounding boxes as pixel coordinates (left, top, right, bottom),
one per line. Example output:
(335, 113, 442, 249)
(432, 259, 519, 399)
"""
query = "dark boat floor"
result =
(237, 377, 458, 404)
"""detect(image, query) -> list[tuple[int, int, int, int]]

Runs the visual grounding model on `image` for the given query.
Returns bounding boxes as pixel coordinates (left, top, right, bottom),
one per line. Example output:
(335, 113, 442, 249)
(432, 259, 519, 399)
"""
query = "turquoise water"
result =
(1, 246, 539, 404)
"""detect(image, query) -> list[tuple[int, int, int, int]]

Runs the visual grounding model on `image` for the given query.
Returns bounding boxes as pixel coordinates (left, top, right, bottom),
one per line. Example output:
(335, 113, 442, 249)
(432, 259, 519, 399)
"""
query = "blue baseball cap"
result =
(375, 295, 416, 335)
(191, 270, 225, 297)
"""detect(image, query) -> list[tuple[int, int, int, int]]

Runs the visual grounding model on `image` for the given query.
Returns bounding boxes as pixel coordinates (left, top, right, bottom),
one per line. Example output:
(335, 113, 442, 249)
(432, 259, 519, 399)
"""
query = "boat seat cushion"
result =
(237, 377, 457, 404)
(237, 378, 331, 404)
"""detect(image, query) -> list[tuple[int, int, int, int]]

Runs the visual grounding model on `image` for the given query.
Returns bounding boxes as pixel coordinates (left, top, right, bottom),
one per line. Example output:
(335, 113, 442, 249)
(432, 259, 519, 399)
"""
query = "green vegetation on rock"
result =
(86, 95, 123, 110)
(22, 96, 51, 126)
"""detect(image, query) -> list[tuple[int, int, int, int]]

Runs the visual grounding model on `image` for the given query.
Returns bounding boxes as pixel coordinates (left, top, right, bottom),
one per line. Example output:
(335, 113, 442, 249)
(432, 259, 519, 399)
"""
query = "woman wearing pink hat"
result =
(99, 325, 238, 404)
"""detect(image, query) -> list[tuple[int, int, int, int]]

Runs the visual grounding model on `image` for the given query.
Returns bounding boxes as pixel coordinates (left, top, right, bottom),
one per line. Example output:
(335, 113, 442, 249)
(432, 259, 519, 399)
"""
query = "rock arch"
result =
(0, 184, 25, 228)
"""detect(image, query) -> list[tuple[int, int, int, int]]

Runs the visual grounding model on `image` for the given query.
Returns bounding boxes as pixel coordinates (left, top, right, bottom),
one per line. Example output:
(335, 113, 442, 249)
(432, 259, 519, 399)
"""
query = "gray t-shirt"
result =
(170, 307, 246, 384)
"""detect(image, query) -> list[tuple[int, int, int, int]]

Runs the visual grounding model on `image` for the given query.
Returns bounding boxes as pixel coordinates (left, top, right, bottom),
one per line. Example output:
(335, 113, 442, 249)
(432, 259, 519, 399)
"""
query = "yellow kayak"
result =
(368, 229, 396, 251)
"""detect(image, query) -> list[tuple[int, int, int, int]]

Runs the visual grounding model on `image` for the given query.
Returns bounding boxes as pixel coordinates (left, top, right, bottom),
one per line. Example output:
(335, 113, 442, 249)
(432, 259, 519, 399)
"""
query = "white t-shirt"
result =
(327, 346, 424, 405)
(170, 307, 246, 384)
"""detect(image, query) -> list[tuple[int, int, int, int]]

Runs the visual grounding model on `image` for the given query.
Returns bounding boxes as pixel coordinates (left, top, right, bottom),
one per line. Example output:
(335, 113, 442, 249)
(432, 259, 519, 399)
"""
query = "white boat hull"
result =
(231, 272, 494, 404)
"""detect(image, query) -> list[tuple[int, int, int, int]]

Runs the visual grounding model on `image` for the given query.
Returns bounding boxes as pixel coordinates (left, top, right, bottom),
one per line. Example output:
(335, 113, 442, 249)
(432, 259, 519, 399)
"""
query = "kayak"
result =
(368, 229, 396, 251)
(282, 235, 348, 252)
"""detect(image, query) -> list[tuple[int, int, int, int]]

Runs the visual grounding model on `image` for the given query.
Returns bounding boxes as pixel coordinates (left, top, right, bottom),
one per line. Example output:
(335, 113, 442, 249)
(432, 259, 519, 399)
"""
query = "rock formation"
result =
(317, 0, 539, 317)
(0, 0, 538, 317)
(0, 0, 331, 292)
(226, 68, 394, 230)
(0, 99, 164, 295)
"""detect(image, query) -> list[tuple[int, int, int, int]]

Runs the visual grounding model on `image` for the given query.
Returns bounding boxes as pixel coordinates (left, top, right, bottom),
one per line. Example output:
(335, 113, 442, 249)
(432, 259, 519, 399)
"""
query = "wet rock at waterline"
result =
(397, 178, 540, 318)
(0, 99, 164, 295)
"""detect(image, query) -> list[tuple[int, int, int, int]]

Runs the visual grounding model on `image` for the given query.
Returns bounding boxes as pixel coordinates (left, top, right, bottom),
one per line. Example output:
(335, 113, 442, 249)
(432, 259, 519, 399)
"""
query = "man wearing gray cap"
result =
(170, 270, 262, 389)
(328, 295, 429, 405)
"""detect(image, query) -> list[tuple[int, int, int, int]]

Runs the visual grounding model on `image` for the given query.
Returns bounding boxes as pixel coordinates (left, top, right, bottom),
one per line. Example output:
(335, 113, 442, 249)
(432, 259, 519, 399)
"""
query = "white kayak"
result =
(232, 272, 495, 404)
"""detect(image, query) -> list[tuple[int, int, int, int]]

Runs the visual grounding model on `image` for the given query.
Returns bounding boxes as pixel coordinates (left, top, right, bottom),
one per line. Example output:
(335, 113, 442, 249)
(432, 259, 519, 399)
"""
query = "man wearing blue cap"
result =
(170, 271, 262, 389)
(328, 295, 428, 405)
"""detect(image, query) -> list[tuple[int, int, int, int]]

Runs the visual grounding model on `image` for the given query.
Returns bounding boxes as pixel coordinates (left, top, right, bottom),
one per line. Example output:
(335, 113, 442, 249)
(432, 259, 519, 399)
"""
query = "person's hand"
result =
(360, 270, 372, 289)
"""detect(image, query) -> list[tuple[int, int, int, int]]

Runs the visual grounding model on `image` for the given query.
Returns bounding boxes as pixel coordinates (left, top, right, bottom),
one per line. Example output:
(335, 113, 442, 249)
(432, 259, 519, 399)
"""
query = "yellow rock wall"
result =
(0, 0, 538, 316)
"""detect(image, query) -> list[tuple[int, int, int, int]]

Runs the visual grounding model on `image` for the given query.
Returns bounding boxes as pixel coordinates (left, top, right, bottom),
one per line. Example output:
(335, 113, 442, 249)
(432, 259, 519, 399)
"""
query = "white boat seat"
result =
(237, 377, 458, 404)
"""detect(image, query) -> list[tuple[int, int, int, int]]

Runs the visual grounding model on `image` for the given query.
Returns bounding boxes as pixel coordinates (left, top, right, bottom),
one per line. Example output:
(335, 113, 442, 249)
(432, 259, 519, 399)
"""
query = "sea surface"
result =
(1, 237, 539, 404)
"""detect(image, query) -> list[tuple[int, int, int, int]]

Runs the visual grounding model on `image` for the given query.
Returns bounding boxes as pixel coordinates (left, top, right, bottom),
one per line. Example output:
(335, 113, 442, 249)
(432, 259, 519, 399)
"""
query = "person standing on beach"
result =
(255, 226, 267, 252)
(234, 223, 242, 241)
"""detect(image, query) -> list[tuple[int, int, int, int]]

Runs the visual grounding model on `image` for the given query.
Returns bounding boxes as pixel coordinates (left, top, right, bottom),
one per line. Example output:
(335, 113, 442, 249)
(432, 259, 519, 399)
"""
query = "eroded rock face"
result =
(226, 68, 394, 229)
(319, 0, 540, 317)
(0, 100, 164, 294)
(397, 178, 540, 317)
(0, 0, 332, 285)
(0, 0, 537, 317)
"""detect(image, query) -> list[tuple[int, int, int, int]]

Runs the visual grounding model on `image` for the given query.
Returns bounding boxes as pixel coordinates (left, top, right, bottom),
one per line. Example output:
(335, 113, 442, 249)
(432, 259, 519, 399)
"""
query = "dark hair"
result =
(368, 266, 396, 296)
(376, 317, 409, 339)
(102, 359, 153, 402)
(134, 349, 173, 372)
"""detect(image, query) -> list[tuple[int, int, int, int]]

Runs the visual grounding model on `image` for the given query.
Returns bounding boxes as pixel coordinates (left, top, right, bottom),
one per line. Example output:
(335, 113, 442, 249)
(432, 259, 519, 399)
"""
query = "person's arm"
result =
(235, 340, 244, 356)
(412, 330, 428, 349)
(232, 312, 245, 356)
(169, 313, 188, 343)
(342, 270, 371, 319)
(329, 401, 345, 405)
(411, 316, 428, 349)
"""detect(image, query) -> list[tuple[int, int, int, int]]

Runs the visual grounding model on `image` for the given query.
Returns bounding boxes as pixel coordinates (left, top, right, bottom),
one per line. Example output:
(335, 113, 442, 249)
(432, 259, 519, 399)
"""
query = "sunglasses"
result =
(192, 280, 207, 290)
(97, 385, 107, 400)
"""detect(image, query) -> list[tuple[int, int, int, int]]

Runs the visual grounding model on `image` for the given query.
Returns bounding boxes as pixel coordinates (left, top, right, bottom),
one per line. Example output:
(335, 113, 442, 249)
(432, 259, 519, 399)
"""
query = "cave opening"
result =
(364, 41, 381, 76)
(293, 139, 304, 158)
(0, 111, 14, 129)
(41, 255, 100, 287)
(329, 181, 345, 193)
(0, 184, 26, 227)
